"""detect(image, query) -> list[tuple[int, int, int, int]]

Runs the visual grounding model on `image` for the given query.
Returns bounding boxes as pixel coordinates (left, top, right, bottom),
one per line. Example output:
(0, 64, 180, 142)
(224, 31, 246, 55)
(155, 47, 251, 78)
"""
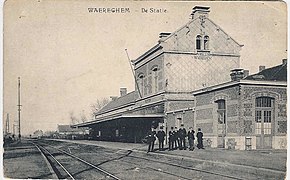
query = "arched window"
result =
(137, 73, 144, 97)
(204, 35, 209, 50)
(152, 67, 158, 94)
(196, 35, 202, 50)
(255, 97, 273, 108)
(215, 99, 226, 124)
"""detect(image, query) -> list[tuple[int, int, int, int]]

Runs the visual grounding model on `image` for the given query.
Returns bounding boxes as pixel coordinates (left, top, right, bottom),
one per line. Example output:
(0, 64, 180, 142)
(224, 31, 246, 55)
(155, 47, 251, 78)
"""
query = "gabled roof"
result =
(245, 62, 287, 81)
(161, 16, 242, 47)
(133, 15, 242, 65)
(96, 91, 137, 115)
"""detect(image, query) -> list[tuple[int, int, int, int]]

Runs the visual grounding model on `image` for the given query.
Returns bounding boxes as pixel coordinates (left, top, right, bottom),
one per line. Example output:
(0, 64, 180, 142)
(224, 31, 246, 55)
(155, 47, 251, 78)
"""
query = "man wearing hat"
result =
(197, 128, 204, 149)
(168, 127, 174, 151)
(188, 127, 195, 151)
(156, 126, 166, 151)
(147, 128, 156, 153)
(173, 127, 179, 150)
(179, 124, 187, 150)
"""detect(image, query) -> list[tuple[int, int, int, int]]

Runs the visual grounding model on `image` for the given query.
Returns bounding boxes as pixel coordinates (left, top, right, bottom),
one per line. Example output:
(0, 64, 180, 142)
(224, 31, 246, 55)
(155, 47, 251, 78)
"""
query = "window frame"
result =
(204, 35, 209, 50)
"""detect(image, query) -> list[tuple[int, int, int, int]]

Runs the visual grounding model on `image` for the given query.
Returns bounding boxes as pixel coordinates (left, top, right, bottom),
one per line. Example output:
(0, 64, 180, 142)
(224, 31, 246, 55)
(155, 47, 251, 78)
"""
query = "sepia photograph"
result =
(3, 0, 287, 179)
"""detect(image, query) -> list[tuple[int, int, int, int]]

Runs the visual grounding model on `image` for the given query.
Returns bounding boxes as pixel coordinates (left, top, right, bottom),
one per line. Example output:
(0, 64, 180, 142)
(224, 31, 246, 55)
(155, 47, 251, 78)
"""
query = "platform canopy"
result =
(71, 114, 164, 128)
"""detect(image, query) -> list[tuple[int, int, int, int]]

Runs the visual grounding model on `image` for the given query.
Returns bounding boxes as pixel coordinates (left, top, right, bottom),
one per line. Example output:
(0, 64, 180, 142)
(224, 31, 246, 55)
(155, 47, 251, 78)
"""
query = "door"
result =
(255, 97, 274, 149)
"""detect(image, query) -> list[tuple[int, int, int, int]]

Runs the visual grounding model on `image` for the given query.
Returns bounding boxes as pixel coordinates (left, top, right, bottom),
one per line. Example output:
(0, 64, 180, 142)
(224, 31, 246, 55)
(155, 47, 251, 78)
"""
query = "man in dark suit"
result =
(188, 127, 195, 151)
(179, 124, 187, 150)
(156, 126, 166, 151)
(173, 127, 178, 150)
(147, 128, 156, 153)
(197, 128, 204, 149)
(168, 127, 174, 151)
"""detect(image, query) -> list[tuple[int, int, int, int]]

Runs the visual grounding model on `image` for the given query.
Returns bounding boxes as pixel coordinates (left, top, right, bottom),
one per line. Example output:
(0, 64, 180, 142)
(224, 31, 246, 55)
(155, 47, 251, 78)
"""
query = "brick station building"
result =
(73, 6, 287, 150)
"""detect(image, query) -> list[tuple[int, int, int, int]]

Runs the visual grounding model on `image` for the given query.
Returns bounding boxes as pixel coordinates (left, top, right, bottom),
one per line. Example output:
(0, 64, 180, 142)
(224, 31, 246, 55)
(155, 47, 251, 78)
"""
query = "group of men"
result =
(147, 124, 204, 153)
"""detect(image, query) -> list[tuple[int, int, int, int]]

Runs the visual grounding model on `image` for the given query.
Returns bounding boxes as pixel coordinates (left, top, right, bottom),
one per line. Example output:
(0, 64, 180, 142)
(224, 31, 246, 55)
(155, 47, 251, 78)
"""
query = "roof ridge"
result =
(161, 17, 197, 42)
(96, 91, 137, 114)
(161, 17, 242, 48)
(206, 18, 242, 47)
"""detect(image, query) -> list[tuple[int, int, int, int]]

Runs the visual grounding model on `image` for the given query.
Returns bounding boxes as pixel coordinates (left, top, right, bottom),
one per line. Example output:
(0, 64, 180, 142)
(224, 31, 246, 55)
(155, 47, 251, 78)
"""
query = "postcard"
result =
(3, 1, 287, 179)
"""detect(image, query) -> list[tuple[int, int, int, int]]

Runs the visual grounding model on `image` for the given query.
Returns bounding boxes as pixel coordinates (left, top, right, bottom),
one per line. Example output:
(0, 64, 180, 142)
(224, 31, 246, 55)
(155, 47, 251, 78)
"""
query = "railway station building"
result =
(73, 6, 287, 150)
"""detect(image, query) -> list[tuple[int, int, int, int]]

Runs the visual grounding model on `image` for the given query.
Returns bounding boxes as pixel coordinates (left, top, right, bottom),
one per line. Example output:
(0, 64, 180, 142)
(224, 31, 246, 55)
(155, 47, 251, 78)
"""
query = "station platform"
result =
(51, 138, 287, 173)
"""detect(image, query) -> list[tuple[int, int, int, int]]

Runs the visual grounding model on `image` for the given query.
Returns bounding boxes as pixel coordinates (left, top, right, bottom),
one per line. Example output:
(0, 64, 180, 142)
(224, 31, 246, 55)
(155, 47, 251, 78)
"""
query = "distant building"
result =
(73, 6, 287, 150)
(32, 130, 44, 139)
(57, 125, 89, 140)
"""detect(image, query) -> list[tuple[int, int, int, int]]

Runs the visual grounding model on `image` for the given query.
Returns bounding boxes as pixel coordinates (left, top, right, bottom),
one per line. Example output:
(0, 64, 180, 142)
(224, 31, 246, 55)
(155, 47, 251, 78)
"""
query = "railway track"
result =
(33, 139, 286, 180)
(31, 141, 121, 180)
(117, 151, 285, 180)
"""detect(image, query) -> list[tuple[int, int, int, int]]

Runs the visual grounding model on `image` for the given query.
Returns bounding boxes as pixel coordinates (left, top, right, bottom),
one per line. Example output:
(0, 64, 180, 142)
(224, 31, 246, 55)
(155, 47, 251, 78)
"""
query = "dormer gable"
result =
(159, 6, 242, 55)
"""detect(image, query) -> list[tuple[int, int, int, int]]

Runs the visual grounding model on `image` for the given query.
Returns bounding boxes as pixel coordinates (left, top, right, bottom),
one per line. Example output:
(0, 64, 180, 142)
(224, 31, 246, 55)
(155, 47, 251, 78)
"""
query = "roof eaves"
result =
(192, 81, 239, 95)
(240, 79, 287, 86)
(133, 44, 162, 64)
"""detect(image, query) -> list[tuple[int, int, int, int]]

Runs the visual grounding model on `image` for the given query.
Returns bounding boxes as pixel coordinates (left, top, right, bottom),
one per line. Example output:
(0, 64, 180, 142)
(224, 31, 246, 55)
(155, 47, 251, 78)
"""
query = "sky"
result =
(3, 0, 287, 135)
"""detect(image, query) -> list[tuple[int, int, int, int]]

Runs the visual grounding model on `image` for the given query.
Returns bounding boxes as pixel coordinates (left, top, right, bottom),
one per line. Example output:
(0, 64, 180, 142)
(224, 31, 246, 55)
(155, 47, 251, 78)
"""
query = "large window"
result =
(216, 100, 226, 124)
(150, 66, 163, 94)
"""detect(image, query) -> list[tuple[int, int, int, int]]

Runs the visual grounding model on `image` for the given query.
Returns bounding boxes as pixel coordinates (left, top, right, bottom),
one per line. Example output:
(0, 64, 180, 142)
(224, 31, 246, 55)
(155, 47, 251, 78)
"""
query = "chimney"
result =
(158, 32, 171, 42)
(190, 6, 210, 19)
(230, 69, 244, 81)
(244, 70, 249, 77)
(159, 32, 171, 39)
(120, 88, 127, 97)
(282, 59, 287, 65)
(110, 96, 118, 101)
(259, 66, 266, 72)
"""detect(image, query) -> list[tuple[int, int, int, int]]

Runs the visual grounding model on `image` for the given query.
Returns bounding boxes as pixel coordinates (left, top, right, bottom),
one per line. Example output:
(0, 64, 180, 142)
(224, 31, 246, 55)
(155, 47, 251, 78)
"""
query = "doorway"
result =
(255, 97, 274, 149)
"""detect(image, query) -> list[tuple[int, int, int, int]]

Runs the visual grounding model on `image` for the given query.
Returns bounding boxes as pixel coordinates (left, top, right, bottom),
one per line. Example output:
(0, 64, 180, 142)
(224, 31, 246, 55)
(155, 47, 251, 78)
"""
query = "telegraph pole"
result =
(5, 113, 9, 134)
(13, 123, 15, 135)
(17, 77, 22, 140)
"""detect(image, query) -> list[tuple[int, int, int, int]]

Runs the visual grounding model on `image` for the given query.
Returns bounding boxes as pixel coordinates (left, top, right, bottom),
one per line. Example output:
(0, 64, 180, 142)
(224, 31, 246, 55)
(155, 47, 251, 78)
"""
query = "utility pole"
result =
(5, 113, 9, 134)
(17, 77, 22, 141)
(13, 123, 15, 135)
